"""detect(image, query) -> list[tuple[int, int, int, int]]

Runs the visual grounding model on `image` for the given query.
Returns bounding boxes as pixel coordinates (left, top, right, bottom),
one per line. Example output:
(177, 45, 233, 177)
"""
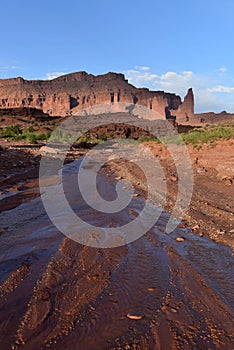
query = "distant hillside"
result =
(177, 110, 234, 126)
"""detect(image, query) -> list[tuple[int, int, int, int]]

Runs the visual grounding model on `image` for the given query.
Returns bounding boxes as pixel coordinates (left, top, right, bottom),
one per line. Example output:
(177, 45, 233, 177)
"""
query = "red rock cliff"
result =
(0, 72, 194, 118)
(176, 88, 194, 116)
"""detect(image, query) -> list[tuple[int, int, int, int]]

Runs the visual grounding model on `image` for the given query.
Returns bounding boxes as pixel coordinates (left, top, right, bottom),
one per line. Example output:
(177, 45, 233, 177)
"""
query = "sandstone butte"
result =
(0, 71, 194, 119)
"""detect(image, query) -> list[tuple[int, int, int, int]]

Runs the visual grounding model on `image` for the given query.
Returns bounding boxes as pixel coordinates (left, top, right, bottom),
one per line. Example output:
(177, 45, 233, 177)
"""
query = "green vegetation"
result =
(77, 136, 103, 144)
(144, 124, 234, 147)
(137, 135, 159, 143)
(0, 125, 51, 143)
(49, 129, 104, 145)
(1, 123, 233, 146)
(0, 125, 22, 138)
(138, 124, 234, 147)
(48, 124, 234, 147)
(181, 125, 234, 146)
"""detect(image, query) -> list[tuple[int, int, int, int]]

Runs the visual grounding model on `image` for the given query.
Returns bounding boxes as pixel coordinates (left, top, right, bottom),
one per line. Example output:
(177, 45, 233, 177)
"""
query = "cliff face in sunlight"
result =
(0, 72, 194, 118)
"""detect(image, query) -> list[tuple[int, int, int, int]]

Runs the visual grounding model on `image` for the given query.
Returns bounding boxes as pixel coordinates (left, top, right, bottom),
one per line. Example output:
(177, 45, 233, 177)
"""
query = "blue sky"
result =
(1, 0, 234, 112)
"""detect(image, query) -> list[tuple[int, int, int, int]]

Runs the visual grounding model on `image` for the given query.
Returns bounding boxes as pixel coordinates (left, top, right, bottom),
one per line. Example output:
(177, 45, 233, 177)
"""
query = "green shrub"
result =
(22, 130, 51, 143)
(181, 125, 234, 145)
(27, 133, 37, 143)
(138, 135, 159, 143)
(0, 124, 51, 143)
(0, 124, 23, 139)
(26, 126, 35, 133)
(99, 134, 107, 141)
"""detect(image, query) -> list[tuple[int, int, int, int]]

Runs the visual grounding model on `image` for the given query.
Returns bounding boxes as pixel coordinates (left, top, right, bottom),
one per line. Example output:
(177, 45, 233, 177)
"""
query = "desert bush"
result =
(181, 125, 234, 145)
(0, 124, 50, 143)
(0, 124, 23, 139)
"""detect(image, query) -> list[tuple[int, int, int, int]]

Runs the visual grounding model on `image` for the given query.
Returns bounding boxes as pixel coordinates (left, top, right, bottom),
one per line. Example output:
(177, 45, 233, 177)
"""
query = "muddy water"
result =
(0, 155, 233, 349)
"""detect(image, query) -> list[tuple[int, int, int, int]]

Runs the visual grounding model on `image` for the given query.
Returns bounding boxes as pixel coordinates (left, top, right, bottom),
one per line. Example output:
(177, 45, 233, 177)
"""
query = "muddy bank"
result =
(0, 142, 88, 213)
(12, 233, 234, 350)
(109, 139, 234, 249)
(0, 141, 233, 349)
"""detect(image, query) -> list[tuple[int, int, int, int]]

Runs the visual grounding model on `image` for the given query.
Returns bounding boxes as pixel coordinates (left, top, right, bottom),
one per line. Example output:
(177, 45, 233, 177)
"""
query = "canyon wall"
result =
(0, 72, 194, 119)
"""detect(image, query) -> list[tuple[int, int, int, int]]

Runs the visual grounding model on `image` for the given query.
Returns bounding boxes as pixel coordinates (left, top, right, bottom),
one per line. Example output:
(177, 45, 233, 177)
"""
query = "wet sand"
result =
(109, 140, 234, 248)
(0, 143, 233, 349)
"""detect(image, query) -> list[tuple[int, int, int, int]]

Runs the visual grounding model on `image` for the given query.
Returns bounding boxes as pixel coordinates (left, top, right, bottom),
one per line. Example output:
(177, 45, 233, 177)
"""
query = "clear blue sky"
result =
(1, 0, 234, 112)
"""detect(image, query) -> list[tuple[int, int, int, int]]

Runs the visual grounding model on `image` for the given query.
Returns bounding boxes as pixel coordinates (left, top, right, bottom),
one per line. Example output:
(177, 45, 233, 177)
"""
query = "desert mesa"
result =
(0, 71, 194, 118)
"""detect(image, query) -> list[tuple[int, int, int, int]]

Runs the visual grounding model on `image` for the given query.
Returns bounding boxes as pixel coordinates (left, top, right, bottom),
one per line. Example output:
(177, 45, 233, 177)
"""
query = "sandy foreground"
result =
(0, 139, 233, 349)
(109, 139, 234, 249)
